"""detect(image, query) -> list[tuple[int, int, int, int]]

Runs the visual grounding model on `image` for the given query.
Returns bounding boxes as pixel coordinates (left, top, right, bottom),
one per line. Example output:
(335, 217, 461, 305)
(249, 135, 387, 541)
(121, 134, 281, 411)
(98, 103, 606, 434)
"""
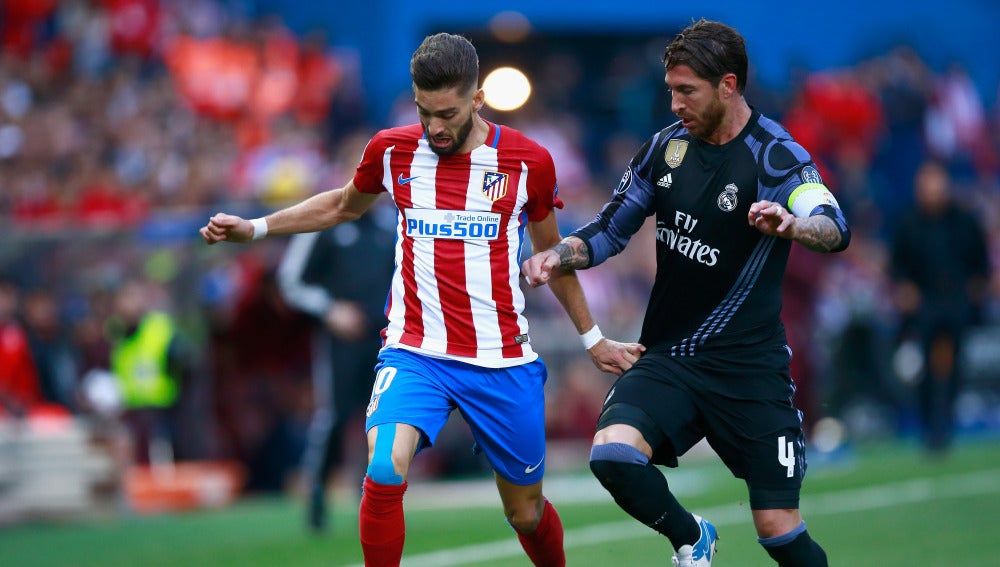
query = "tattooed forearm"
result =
(793, 215, 842, 252)
(554, 237, 590, 269)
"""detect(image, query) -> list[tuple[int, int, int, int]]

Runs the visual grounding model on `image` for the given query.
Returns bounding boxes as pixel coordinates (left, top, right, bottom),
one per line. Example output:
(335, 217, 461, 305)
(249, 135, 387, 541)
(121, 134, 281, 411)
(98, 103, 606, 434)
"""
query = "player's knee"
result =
(759, 522, 827, 566)
(366, 424, 412, 485)
(367, 461, 403, 486)
(596, 403, 664, 449)
(505, 502, 542, 534)
(752, 508, 802, 539)
(503, 492, 550, 534)
(589, 459, 620, 491)
(589, 442, 649, 491)
(366, 437, 405, 486)
(366, 456, 403, 485)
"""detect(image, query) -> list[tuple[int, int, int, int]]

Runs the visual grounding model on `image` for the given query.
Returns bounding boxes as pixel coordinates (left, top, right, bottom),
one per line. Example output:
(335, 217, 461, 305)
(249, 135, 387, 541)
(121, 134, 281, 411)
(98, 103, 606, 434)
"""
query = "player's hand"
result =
(324, 301, 369, 342)
(588, 338, 645, 376)
(748, 200, 795, 239)
(521, 249, 561, 288)
(200, 213, 253, 245)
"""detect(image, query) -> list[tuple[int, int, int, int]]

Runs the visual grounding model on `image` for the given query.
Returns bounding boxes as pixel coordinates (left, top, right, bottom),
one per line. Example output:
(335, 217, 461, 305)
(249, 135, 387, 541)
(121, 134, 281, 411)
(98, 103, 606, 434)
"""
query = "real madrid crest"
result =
(664, 139, 689, 169)
(717, 183, 739, 212)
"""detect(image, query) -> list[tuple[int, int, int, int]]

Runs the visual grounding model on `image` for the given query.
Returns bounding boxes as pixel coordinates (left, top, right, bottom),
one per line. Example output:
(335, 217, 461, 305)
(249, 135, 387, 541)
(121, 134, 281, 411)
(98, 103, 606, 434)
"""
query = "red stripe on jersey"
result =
(353, 122, 560, 363)
(434, 151, 478, 357)
(493, 126, 527, 357)
(390, 136, 424, 348)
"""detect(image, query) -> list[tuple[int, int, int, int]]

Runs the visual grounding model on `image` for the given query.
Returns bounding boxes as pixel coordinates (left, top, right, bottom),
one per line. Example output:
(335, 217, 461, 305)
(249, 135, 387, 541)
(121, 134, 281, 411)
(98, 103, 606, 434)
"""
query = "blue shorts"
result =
(365, 348, 548, 485)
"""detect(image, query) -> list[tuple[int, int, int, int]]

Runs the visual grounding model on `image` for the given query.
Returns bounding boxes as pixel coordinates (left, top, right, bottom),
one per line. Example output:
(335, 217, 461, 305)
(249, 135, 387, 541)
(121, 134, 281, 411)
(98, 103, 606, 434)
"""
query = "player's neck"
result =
(458, 114, 491, 154)
(703, 99, 752, 146)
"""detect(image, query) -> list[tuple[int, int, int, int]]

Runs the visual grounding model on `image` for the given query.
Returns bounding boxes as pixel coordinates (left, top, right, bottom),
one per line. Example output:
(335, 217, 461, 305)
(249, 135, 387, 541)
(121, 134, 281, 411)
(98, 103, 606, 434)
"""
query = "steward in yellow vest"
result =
(110, 311, 179, 409)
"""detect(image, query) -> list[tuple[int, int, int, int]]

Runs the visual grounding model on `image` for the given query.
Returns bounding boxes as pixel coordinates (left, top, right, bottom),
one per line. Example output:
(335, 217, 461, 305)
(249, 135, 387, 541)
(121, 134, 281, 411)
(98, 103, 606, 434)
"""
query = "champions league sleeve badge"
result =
(799, 165, 823, 185)
(615, 167, 633, 195)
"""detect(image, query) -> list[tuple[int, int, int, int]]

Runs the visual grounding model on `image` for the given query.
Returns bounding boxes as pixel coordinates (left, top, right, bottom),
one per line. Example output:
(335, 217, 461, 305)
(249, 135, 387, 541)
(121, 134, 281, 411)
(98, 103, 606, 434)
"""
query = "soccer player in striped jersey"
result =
(523, 19, 849, 567)
(201, 32, 642, 567)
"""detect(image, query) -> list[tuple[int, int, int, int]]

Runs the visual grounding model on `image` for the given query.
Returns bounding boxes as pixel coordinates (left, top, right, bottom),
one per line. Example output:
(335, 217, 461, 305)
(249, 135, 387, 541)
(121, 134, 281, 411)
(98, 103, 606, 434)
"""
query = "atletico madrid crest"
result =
(482, 171, 509, 202)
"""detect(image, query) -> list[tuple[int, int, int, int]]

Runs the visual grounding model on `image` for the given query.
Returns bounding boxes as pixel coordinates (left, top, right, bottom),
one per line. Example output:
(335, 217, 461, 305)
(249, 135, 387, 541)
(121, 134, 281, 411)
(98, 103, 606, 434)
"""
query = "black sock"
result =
(760, 526, 828, 567)
(590, 458, 700, 550)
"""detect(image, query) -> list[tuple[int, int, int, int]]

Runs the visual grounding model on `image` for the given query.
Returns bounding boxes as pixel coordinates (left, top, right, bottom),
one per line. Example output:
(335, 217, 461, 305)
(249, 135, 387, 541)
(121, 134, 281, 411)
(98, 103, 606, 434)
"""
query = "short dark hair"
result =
(410, 33, 479, 95)
(663, 19, 748, 92)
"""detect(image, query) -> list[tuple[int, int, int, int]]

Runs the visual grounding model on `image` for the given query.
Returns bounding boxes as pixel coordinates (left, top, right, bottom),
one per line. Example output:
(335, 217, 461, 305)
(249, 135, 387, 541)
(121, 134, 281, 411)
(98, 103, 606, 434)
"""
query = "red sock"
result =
(359, 475, 408, 567)
(515, 499, 566, 567)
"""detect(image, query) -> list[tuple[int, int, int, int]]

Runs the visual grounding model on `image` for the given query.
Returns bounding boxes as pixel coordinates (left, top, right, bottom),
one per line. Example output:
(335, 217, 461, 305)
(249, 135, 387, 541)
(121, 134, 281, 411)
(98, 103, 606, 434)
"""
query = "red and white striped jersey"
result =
(353, 121, 563, 368)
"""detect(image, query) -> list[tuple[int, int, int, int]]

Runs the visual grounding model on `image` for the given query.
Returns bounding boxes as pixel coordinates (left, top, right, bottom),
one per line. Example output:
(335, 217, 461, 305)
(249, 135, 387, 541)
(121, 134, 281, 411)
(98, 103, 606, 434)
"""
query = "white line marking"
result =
(346, 468, 1000, 567)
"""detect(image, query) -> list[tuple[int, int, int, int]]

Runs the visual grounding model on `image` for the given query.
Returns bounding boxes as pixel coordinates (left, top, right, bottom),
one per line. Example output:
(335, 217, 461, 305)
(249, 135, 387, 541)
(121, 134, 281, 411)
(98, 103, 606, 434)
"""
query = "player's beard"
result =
(687, 93, 725, 140)
(425, 111, 474, 156)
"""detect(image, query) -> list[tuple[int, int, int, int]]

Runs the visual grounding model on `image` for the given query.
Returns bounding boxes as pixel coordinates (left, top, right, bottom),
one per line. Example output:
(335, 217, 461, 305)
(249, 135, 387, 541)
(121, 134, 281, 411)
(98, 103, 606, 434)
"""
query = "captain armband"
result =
(787, 183, 850, 252)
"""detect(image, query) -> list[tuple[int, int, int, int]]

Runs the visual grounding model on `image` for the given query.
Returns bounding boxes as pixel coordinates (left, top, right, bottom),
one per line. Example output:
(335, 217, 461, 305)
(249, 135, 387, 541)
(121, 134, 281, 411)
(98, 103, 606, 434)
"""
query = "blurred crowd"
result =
(2, 0, 999, 493)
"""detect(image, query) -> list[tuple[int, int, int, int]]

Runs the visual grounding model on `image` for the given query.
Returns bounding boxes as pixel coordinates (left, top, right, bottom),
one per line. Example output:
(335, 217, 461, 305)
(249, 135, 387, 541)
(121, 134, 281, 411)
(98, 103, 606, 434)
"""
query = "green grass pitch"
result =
(2, 439, 998, 566)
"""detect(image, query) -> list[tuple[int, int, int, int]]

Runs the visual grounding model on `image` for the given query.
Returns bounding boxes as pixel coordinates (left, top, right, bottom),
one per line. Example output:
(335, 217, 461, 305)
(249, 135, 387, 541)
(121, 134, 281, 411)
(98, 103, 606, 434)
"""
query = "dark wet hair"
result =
(663, 19, 748, 92)
(410, 33, 479, 95)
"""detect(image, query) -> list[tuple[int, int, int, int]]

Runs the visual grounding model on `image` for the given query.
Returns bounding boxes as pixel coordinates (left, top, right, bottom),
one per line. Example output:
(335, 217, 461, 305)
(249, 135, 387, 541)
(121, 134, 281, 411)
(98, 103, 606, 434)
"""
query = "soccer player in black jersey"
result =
(523, 19, 849, 567)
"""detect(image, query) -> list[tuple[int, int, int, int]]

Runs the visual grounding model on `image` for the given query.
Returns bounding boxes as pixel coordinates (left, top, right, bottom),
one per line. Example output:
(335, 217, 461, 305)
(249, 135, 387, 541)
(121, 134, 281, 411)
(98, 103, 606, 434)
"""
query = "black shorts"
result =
(596, 345, 806, 509)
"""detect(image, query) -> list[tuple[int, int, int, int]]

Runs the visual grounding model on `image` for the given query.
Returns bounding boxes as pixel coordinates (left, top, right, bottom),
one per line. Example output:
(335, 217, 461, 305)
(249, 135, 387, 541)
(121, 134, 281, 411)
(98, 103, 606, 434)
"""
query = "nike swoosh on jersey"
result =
(397, 173, 419, 184)
(524, 456, 545, 474)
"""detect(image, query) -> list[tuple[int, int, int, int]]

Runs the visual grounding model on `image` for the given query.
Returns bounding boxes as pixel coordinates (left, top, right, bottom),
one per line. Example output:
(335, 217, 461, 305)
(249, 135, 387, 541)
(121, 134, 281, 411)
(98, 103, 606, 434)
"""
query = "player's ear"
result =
(720, 73, 738, 98)
(472, 88, 485, 112)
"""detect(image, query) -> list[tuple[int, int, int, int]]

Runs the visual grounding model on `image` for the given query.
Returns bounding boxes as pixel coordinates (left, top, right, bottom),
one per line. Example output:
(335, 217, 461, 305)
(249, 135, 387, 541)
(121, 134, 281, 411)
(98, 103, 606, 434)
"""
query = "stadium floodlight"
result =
(483, 66, 531, 111)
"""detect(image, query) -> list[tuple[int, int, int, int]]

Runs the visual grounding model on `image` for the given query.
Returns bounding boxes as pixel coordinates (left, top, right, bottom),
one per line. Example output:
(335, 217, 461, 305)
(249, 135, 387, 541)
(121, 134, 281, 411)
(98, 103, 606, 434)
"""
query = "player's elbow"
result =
(830, 225, 851, 252)
(809, 204, 851, 253)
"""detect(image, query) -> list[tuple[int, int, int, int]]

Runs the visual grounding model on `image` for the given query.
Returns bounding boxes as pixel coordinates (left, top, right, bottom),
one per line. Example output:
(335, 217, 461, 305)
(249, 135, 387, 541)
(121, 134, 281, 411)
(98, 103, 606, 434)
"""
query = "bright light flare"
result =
(483, 67, 531, 111)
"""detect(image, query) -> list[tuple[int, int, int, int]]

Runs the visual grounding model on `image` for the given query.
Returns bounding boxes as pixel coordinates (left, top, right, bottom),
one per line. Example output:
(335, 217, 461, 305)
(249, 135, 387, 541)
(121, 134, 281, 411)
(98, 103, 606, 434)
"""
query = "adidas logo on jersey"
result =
(657, 174, 672, 189)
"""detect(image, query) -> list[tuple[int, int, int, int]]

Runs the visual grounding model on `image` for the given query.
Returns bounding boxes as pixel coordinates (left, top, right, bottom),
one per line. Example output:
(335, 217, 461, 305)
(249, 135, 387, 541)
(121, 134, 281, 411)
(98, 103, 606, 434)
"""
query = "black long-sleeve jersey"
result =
(573, 110, 848, 356)
(278, 203, 398, 329)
